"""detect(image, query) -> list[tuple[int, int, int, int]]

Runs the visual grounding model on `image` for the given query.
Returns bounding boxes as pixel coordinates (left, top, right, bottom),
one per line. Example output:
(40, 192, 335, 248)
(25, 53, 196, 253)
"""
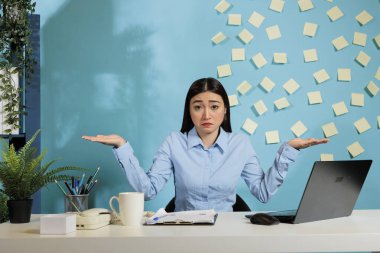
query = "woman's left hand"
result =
(288, 138, 329, 150)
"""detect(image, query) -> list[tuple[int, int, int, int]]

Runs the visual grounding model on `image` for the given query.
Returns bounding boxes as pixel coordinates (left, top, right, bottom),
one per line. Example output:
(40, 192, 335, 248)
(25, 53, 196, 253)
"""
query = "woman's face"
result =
(189, 91, 226, 138)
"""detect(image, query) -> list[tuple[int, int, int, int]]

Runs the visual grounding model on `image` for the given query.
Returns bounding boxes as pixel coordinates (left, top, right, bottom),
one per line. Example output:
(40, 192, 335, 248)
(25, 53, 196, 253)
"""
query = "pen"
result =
(86, 180, 97, 194)
(55, 180, 81, 213)
(78, 173, 85, 189)
(85, 167, 100, 193)
(64, 181, 74, 195)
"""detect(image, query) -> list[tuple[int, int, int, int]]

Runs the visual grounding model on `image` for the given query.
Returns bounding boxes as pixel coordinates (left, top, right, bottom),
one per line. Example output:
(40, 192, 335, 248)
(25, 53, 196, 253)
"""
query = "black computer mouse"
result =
(250, 213, 280, 225)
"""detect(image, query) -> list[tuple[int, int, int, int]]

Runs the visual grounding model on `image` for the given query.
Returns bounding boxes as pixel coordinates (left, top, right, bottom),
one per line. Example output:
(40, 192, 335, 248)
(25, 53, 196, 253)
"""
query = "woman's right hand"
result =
(82, 134, 127, 148)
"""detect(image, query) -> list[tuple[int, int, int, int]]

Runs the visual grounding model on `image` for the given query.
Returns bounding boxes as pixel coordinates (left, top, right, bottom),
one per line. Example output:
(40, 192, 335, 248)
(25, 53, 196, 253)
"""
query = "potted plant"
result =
(0, 129, 84, 223)
(0, 191, 8, 223)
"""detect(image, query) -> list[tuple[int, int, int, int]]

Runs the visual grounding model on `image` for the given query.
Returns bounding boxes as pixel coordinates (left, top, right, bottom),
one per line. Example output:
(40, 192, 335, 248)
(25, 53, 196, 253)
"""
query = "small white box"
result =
(40, 214, 76, 235)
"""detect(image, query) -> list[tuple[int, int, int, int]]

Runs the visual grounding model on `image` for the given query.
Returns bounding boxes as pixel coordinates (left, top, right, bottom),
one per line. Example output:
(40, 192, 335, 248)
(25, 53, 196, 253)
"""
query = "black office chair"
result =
(165, 194, 251, 212)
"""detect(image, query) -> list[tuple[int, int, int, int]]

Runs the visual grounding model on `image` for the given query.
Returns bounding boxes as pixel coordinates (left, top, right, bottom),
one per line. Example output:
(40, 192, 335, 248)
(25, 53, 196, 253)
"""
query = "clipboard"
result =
(145, 208, 218, 225)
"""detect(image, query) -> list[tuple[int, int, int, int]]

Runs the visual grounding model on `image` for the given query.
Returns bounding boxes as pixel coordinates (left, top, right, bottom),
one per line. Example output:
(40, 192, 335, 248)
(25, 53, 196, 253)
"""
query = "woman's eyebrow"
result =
(192, 99, 222, 104)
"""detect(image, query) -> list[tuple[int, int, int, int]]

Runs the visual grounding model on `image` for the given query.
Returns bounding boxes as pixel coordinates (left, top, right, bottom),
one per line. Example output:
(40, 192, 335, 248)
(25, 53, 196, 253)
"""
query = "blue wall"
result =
(36, 0, 380, 213)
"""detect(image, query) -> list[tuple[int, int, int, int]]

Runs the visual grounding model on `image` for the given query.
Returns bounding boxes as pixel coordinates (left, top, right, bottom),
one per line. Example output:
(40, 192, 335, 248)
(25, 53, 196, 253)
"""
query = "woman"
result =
(82, 77, 328, 212)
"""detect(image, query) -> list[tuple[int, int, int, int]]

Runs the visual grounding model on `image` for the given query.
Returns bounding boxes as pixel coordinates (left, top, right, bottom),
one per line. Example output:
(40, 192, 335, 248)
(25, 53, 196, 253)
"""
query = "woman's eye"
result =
(194, 105, 201, 111)
(211, 105, 219, 110)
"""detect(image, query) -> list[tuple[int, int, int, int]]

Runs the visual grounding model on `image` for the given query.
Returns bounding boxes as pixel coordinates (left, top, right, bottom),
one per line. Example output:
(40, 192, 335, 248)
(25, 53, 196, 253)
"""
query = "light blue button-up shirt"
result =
(113, 127, 299, 212)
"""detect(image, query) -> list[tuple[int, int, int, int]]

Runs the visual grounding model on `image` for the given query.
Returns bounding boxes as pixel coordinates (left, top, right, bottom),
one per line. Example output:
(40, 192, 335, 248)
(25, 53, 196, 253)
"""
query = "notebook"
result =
(145, 208, 218, 225)
(247, 160, 372, 224)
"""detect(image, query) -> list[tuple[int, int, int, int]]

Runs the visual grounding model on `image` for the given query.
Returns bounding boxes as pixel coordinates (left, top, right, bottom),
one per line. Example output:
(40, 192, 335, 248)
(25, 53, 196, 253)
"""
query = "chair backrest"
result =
(165, 194, 251, 212)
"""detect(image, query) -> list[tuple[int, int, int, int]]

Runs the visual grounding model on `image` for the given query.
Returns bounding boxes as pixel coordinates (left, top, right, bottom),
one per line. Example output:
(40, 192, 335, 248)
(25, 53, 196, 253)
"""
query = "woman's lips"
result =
(201, 123, 213, 127)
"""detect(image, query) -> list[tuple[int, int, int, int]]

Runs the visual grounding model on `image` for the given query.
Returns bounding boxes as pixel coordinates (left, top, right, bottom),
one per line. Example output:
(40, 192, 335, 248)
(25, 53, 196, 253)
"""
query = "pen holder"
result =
(64, 194, 89, 212)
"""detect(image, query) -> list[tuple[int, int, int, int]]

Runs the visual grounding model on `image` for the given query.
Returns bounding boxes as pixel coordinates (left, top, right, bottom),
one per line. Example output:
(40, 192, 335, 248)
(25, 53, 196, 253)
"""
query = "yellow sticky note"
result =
(242, 118, 258, 135)
(337, 68, 351, 82)
(303, 22, 318, 37)
(353, 32, 367, 47)
(322, 122, 338, 137)
(355, 51, 371, 67)
(347, 141, 364, 158)
(232, 48, 245, 61)
(303, 49, 318, 62)
(366, 81, 379, 96)
(211, 32, 227, 45)
(307, 91, 323, 104)
(238, 28, 254, 44)
(252, 53, 268, 69)
(332, 36, 349, 51)
(237, 81, 252, 95)
(354, 117, 371, 134)
(274, 97, 290, 110)
(228, 14, 242, 26)
(313, 69, 330, 84)
(375, 66, 380, 81)
(215, 0, 232, 14)
(298, 0, 314, 12)
(291, 121, 308, 137)
(351, 93, 364, 107)
(374, 34, 380, 48)
(260, 77, 275, 92)
(356, 10, 373, 26)
(269, 0, 285, 13)
(217, 64, 232, 78)
(228, 94, 239, 107)
(283, 79, 300, 95)
(321, 154, 334, 161)
(332, 101, 348, 116)
(253, 100, 268, 116)
(266, 25, 281, 40)
(327, 6, 344, 22)
(273, 53, 287, 64)
(248, 11, 265, 28)
(266, 130, 280, 144)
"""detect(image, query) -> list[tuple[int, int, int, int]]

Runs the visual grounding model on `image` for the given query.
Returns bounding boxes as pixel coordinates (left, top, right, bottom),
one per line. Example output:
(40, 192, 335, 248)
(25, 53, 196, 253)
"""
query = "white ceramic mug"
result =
(109, 192, 144, 226)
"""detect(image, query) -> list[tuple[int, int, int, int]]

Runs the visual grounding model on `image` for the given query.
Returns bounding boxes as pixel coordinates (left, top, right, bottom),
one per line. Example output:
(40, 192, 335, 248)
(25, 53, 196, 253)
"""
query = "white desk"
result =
(1, 210, 380, 253)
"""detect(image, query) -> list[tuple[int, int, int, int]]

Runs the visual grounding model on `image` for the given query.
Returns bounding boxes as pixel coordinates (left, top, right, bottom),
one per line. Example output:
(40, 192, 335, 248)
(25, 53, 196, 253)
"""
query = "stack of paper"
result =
(146, 208, 217, 225)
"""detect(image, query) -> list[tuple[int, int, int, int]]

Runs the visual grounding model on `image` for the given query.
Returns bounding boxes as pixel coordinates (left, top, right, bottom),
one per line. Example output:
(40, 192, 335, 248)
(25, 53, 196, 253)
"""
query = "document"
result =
(145, 208, 217, 225)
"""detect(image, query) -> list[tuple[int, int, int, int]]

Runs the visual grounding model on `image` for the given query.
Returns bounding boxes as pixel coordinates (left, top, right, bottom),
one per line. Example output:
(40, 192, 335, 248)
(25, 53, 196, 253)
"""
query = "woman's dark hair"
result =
(180, 77, 232, 133)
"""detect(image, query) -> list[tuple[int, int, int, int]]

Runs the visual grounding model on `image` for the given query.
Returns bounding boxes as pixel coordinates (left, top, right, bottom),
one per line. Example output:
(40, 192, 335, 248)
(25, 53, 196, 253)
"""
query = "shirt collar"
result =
(187, 127, 228, 153)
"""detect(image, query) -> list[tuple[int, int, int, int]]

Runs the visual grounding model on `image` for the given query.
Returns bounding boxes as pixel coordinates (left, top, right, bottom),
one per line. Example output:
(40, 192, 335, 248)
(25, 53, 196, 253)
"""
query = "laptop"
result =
(247, 160, 372, 224)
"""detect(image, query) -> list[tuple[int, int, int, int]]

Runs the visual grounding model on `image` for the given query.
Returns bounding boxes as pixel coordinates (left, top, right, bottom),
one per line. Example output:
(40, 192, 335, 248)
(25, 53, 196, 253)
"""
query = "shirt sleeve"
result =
(241, 139, 299, 203)
(113, 136, 174, 200)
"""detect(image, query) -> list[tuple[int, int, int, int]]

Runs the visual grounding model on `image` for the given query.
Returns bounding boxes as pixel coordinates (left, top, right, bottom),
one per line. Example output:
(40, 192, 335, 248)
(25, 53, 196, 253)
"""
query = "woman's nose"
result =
(203, 108, 211, 119)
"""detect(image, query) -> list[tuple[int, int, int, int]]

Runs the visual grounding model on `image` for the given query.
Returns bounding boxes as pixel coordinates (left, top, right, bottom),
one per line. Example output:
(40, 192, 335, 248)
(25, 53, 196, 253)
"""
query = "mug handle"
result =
(109, 196, 120, 220)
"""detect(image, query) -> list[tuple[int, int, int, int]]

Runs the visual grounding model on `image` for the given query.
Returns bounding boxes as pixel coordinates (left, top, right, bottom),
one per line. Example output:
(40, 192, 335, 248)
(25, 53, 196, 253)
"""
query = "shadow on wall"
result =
(41, 0, 159, 212)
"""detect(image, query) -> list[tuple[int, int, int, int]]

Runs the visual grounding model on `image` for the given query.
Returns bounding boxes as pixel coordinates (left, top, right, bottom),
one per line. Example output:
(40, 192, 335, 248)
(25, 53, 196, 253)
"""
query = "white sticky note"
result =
(274, 97, 290, 110)
(307, 91, 323, 104)
(237, 81, 252, 95)
(351, 93, 364, 107)
(322, 122, 338, 137)
(217, 64, 232, 78)
(269, 0, 285, 13)
(211, 32, 227, 45)
(283, 79, 300, 95)
(260, 77, 275, 92)
(353, 32, 367, 47)
(266, 25, 281, 40)
(248, 11, 265, 28)
(378, 116, 380, 128)
(356, 10, 373, 26)
(321, 154, 334, 161)
(252, 53, 268, 69)
(303, 22, 318, 37)
(232, 48, 245, 61)
(355, 51, 371, 67)
(374, 34, 380, 48)
(228, 94, 239, 107)
(327, 6, 344, 22)
(354, 117, 371, 134)
(337, 68, 351, 82)
(332, 101, 348, 116)
(298, 0, 314, 12)
(266, 130, 280, 144)
(228, 14, 242, 26)
(303, 49, 318, 62)
(332, 36, 349, 51)
(375, 66, 380, 80)
(242, 118, 258, 135)
(291, 121, 308, 137)
(313, 69, 330, 84)
(238, 28, 254, 44)
(253, 100, 268, 116)
(366, 81, 379, 96)
(215, 0, 232, 14)
(347, 141, 364, 158)
(273, 53, 287, 64)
